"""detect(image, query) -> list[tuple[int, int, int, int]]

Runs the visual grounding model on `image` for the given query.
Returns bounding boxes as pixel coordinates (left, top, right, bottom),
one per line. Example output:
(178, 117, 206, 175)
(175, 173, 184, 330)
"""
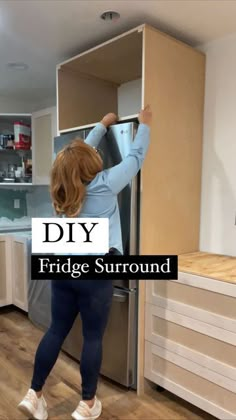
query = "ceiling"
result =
(1, 0, 236, 105)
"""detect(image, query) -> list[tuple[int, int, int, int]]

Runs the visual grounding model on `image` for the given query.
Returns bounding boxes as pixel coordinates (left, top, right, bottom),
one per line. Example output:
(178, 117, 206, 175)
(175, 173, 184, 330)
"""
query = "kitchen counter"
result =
(0, 217, 31, 233)
(0, 226, 31, 233)
(178, 251, 236, 284)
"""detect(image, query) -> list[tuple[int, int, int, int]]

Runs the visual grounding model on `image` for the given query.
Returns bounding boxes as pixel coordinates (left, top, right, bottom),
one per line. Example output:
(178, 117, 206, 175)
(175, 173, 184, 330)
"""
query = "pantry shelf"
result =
(0, 149, 31, 153)
(0, 183, 33, 186)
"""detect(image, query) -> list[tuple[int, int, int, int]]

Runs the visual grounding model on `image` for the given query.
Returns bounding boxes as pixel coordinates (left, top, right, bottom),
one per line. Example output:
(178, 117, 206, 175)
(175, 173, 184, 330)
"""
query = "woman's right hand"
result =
(138, 105, 152, 126)
(101, 113, 118, 128)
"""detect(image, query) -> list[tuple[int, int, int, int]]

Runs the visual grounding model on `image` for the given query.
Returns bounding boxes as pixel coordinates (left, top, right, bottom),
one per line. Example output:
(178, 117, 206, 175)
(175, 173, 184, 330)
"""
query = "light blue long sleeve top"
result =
(79, 122, 150, 254)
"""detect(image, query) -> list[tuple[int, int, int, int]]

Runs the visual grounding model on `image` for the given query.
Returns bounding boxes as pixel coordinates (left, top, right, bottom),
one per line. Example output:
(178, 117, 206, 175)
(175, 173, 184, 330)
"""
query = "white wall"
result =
(26, 186, 54, 218)
(31, 97, 56, 112)
(0, 96, 34, 114)
(200, 34, 236, 256)
(0, 95, 56, 114)
(118, 79, 142, 117)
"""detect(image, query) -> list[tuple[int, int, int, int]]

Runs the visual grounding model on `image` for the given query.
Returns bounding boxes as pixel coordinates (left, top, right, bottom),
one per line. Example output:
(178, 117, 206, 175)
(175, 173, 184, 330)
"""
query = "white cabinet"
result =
(0, 235, 13, 306)
(11, 235, 28, 311)
(0, 234, 28, 311)
(32, 106, 57, 185)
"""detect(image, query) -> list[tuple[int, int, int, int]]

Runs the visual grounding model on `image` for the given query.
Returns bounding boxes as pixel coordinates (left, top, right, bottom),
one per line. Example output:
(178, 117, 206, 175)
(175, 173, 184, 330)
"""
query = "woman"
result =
(18, 106, 152, 420)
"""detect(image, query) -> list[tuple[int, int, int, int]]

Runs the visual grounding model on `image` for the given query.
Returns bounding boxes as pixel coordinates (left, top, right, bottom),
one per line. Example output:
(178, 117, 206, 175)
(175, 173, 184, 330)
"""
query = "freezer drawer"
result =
(62, 287, 137, 387)
(113, 279, 137, 289)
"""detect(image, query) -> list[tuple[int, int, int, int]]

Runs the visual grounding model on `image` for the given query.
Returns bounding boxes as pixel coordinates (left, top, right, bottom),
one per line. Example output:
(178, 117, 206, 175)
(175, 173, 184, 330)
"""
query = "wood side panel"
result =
(12, 241, 25, 307)
(141, 26, 205, 254)
(33, 113, 52, 184)
(0, 241, 6, 301)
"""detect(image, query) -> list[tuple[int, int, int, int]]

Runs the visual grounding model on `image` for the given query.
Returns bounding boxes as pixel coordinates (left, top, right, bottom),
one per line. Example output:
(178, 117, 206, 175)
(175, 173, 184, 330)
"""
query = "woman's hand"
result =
(138, 105, 152, 126)
(101, 113, 118, 128)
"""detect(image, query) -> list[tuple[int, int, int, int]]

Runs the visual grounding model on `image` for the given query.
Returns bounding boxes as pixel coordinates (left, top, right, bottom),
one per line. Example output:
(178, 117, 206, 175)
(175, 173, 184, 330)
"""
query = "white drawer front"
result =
(144, 340, 236, 420)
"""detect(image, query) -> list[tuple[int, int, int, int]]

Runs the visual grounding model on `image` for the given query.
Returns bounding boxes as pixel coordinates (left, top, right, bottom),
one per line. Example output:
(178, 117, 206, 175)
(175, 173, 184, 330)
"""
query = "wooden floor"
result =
(0, 308, 216, 420)
(179, 251, 236, 283)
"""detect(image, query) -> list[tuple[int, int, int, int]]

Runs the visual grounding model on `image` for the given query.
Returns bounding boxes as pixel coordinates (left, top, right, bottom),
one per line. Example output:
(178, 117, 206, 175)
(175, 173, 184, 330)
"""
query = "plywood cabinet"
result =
(57, 24, 205, 255)
(11, 236, 28, 311)
(57, 28, 143, 132)
(0, 235, 12, 306)
(56, 23, 205, 395)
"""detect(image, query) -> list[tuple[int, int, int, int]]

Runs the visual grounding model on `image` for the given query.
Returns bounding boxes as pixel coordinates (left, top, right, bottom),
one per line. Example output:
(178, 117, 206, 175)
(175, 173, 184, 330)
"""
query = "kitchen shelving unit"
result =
(0, 107, 56, 186)
(0, 114, 32, 185)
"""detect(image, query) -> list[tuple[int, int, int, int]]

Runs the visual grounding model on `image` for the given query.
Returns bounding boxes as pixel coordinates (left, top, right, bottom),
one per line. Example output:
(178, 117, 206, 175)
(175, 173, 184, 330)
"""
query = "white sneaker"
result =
(18, 388, 48, 420)
(71, 397, 102, 420)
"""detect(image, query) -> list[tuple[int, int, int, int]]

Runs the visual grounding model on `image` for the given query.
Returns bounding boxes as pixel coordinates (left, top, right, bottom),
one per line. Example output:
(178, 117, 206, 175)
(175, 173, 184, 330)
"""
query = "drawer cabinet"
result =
(145, 340, 236, 420)
(144, 278, 236, 419)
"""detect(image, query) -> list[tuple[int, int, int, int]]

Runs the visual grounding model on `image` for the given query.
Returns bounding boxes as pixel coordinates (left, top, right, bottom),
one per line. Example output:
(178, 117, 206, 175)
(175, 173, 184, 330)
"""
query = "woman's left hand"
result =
(101, 113, 118, 128)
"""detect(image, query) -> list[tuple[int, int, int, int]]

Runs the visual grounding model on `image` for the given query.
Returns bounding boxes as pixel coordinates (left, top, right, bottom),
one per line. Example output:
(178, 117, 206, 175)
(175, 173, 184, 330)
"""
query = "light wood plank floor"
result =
(0, 308, 216, 420)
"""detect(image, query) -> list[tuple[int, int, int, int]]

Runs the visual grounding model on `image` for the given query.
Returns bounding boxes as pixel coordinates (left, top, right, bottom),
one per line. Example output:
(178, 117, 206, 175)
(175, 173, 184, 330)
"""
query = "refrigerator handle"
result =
(129, 175, 138, 255)
(113, 290, 127, 302)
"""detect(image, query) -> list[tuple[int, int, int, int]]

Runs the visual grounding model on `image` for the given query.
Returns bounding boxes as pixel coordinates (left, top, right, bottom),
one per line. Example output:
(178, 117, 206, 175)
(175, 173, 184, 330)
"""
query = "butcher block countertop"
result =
(178, 252, 236, 284)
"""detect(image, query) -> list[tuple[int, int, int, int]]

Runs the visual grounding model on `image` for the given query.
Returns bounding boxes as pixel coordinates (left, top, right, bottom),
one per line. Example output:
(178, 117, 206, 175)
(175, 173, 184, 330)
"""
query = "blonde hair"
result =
(50, 139, 102, 217)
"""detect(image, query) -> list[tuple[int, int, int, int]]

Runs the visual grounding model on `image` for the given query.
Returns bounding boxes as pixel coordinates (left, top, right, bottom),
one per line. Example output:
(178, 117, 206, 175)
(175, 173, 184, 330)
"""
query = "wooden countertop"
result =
(178, 252, 236, 284)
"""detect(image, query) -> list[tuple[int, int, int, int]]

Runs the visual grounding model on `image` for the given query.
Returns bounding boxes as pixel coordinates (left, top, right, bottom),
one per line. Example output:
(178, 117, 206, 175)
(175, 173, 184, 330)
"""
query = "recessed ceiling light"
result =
(7, 62, 29, 70)
(100, 11, 120, 22)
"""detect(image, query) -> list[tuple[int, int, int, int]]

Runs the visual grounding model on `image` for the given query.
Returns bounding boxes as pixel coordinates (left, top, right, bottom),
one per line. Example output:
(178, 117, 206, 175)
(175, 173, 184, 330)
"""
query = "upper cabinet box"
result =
(57, 23, 205, 256)
(57, 26, 144, 133)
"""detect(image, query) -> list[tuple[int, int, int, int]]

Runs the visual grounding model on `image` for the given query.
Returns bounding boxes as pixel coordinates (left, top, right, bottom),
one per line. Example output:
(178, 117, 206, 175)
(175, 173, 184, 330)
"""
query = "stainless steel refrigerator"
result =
(28, 121, 140, 388)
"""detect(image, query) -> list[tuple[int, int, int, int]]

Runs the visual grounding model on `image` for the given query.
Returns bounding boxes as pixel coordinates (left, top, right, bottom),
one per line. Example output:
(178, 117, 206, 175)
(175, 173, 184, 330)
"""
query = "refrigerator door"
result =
(61, 123, 139, 387)
(84, 122, 139, 290)
(54, 130, 86, 156)
(106, 123, 139, 290)
(62, 287, 137, 387)
(108, 123, 138, 253)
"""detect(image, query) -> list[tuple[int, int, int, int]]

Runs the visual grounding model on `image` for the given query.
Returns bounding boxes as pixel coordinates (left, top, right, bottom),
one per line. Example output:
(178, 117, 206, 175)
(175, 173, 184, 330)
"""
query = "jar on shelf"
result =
(14, 122, 31, 150)
(6, 135, 15, 149)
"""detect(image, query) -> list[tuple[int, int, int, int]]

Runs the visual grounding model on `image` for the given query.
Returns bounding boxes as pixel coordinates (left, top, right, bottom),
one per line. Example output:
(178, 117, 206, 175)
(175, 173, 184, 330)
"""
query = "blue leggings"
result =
(31, 280, 113, 400)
